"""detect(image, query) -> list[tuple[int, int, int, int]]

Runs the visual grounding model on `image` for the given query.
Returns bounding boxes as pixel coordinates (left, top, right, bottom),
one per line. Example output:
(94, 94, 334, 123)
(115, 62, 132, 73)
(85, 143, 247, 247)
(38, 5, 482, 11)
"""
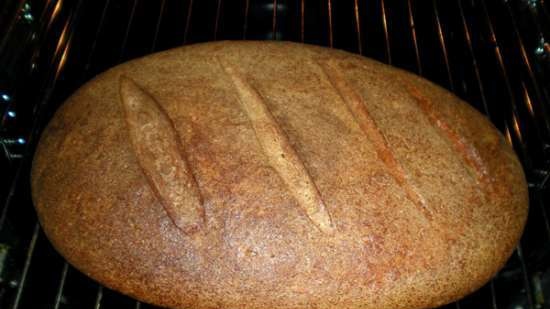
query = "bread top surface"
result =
(31, 41, 528, 309)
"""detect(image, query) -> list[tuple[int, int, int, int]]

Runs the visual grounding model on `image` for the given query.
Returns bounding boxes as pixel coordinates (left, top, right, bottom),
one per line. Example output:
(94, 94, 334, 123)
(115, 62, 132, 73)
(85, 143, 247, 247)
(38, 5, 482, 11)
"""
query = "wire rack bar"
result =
(53, 262, 69, 309)
(153, 0, 170, 52)
(6, 0, 86, 306)
(478, 0, 531, 164)
(83, 0, 112, 74)
(94, 286, 103, 309)
(407, 0, 422, 75)
(243, 0, 250, 39)
(354, 0, 362, 54)
(300, 0, 305, 42)
(151, 0, 167, 52)
(0, 0, 84, 234)
(327, 0, 333, 47)
(536, 190, 550, 239)
(183, 0, 194, 44)
(0, 163, 23, 231)
(0, 0, 27, 55)
(0, 0, 62, 227)
(523, 0, 550, 49)
(0, 0, 62, 132)
(489, 279, 498, 309)
(10, 223, 40, 309)
(272, 0, 278, 39)
(516, 243, 535, 309)
(431, 0, 455, 91)
(214, 0, 222, 40)
(503, 0, 550, 136)
(457, 0, 490, 116)
(380, 0, 391, 64)
(119, 0, 139, 60)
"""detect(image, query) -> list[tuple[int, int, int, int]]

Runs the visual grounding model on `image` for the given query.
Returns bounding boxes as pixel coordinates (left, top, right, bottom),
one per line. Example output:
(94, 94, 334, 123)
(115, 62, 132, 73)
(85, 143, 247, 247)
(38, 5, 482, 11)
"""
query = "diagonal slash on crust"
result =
(317, 59, 434, 222)
(217, 57, 335, 235)
(403, 83, 491, 189)
(119, 76, 205, 235)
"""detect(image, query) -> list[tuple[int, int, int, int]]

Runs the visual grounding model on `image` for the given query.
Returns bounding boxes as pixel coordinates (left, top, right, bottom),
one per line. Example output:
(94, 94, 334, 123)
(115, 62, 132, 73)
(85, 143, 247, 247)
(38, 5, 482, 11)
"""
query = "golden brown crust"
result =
(31, 41, 528, 309)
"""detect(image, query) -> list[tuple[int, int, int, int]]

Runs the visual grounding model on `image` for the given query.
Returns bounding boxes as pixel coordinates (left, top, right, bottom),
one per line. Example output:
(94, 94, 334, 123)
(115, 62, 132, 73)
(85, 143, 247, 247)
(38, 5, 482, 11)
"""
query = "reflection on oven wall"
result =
(0, 0, 549, 308)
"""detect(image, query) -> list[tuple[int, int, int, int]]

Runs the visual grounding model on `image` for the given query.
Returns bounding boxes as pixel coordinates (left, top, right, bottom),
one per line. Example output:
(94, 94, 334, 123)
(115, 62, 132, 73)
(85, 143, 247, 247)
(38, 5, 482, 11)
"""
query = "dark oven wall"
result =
(1, 0, 550, 308)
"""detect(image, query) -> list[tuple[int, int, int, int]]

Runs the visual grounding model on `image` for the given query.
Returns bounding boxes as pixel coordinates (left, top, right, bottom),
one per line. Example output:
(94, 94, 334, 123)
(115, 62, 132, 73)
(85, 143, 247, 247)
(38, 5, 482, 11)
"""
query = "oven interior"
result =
(1, 0, 550, 308)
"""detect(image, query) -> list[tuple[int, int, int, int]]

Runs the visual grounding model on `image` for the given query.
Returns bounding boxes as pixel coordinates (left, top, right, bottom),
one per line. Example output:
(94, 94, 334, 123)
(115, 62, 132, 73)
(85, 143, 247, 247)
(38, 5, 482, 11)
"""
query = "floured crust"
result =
(31, 41, 528, 309)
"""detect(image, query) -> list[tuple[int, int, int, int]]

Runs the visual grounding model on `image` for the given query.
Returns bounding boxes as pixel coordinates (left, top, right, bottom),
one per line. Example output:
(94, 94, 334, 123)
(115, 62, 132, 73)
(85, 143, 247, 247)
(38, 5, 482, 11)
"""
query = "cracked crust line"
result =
(404, 82, 491, 188)
(318, 60, 434, 222)
(217, 57, 335, 235)
(119, 76, 205, 235)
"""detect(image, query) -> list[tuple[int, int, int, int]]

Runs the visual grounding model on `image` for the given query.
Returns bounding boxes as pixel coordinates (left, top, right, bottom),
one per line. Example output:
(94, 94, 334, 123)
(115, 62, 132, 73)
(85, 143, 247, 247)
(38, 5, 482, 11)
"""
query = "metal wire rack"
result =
(0, 0, 549, 308)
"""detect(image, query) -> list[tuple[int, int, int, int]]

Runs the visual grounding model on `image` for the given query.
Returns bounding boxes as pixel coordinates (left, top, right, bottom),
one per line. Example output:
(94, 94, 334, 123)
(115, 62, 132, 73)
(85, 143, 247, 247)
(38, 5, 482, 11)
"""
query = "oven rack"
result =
(0, 0, 549, 308)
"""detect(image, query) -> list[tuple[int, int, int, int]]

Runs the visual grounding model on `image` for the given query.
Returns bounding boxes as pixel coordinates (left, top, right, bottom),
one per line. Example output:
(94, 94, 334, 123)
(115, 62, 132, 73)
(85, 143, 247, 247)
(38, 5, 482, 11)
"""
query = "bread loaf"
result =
(31, 41, 528, 309)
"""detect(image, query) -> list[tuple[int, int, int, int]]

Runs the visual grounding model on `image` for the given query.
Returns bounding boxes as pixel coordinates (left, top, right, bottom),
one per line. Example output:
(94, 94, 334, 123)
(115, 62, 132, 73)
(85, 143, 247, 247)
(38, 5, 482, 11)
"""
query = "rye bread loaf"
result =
(31, 41, 528, 309)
